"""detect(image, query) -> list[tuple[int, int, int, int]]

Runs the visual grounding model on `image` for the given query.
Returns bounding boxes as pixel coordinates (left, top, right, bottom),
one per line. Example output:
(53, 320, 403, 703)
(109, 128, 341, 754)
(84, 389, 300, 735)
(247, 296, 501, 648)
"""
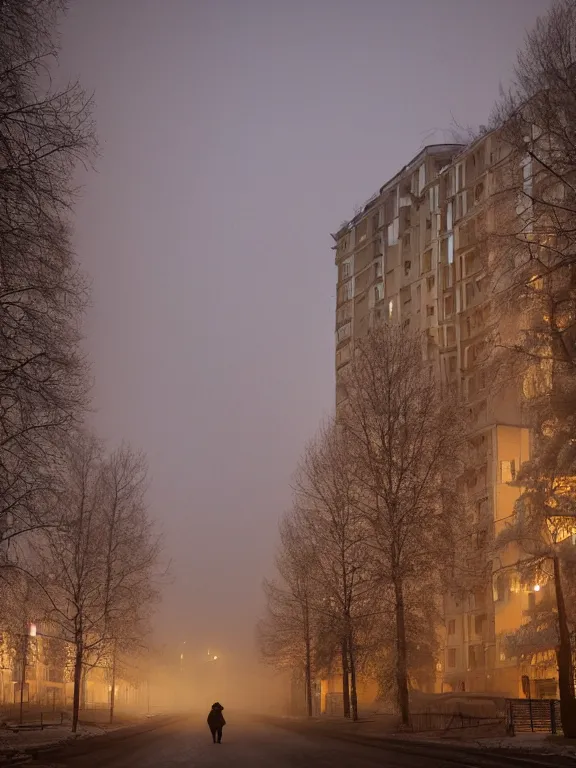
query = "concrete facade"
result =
(331, 134, 558, 701)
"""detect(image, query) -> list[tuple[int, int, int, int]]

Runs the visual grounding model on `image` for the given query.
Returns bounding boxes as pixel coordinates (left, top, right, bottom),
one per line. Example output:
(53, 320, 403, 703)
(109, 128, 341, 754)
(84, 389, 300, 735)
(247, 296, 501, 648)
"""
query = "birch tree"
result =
(339, 325, 464, 727)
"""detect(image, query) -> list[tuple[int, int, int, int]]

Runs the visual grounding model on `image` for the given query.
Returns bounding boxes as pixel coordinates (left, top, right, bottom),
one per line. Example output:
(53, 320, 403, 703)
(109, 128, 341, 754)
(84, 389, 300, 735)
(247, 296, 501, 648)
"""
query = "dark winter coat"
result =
(207, 703, 226, 730)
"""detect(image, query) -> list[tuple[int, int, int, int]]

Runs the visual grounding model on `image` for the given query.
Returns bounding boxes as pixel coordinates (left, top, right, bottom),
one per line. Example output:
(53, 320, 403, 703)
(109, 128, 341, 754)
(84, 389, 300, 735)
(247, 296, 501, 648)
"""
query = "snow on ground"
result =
(467, 732, 576, 757)
(0, 723, 105, 753)
(298, 716, 576, 759)
(376, 730, 576, 758)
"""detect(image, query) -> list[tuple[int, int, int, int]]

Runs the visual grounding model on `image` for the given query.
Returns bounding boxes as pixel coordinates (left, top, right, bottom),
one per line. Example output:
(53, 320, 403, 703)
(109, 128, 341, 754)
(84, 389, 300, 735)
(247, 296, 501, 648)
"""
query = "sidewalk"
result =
(0, 723, 104, 753)
(0, 713, 167, 765)
(268, 715, 576, 760)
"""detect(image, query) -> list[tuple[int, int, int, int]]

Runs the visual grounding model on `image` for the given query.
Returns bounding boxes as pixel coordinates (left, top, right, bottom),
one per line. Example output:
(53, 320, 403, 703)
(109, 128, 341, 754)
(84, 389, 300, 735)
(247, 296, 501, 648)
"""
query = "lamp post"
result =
(19, 623, 36, 725)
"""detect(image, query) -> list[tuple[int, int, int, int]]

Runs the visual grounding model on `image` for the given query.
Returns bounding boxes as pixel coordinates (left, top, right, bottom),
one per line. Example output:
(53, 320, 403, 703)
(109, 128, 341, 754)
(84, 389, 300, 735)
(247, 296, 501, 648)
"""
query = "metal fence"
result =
(0, 706, 66, 729)
(410, 711, 504, 733)
(506, 698, 561, 735)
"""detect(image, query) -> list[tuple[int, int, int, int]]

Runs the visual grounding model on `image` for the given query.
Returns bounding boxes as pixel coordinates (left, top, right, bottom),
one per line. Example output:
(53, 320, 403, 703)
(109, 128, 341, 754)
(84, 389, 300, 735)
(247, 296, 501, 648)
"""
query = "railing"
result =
(0, 706, 66, 729)
(410, 711, 504, 733)
(506, 698, 561, 735)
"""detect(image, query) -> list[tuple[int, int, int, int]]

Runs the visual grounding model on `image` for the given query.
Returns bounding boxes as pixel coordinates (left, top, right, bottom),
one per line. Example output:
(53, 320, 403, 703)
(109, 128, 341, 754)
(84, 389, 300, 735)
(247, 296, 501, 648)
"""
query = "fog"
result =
(56, 0, 551, 714)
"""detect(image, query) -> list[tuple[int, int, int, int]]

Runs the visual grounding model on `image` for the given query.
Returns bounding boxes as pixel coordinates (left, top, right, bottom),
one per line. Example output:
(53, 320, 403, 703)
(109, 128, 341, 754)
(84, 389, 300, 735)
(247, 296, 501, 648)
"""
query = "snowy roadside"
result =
(369, 731, 576, 759)
(0, 723, 105, 753)
(266, 715, 576, 760)
(0, 714, 159, 764)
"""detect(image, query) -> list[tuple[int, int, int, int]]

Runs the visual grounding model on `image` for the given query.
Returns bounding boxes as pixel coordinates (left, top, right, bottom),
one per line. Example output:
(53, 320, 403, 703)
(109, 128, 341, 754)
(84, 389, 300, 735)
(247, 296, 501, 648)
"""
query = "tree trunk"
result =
(304, 612, 313, 717)
(394, 576, 411, 728)
(109, 644, 117, 725)
(348, 630, 358, 722)
(72, 640, 83, 734)
(341, 637, 351, 718)
(80, 667, 87, 710)
(553, 554, 576, 737)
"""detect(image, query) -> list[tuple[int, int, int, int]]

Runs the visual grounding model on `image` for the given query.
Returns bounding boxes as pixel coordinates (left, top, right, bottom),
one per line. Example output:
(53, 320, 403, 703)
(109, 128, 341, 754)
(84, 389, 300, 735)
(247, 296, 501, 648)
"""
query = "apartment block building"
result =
(331, 136, 557, 699)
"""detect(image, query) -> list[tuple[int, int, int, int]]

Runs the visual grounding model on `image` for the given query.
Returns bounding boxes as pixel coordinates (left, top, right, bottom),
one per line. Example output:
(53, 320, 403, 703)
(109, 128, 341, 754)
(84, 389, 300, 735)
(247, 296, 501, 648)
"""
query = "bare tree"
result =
(490, 0, 576, 311)
(98, 444, 160, 723)
(367, 581, 440, 710)
(294, 420, 378, 721)
(33, 433, 104, 732)
(29, 433, 159, 732)
(258, 514, 317, 717)
(0, 0, 96, 558)
(486, 0, 576, 438)
(339, 325, 464, 727)
(484, 1, 576, 735)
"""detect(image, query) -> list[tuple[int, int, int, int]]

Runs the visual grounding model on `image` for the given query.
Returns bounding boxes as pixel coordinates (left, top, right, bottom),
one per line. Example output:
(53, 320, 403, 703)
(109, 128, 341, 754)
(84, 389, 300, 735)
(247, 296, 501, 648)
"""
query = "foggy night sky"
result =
(56, 0, 551, 663)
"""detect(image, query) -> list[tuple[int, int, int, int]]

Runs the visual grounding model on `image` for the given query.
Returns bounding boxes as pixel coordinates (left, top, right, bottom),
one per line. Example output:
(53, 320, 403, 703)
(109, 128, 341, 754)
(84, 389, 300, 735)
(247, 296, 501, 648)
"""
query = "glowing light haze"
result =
(57, 0, 551, 704)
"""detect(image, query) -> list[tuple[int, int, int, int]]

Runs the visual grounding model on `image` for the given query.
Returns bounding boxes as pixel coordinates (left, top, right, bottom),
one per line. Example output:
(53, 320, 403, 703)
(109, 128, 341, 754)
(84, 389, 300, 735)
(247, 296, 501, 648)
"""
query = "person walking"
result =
(207, 702, 226, 744)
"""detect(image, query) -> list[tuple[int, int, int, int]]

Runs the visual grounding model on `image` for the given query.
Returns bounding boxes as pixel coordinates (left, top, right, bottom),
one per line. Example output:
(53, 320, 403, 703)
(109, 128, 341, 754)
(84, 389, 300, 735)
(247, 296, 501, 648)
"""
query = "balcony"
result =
(335, 343, 351, 370)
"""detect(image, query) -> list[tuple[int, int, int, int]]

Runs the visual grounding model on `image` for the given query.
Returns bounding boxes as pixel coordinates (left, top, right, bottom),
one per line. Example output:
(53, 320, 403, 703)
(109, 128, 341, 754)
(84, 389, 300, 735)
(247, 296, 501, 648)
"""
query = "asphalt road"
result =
(33, 716, 576, 768)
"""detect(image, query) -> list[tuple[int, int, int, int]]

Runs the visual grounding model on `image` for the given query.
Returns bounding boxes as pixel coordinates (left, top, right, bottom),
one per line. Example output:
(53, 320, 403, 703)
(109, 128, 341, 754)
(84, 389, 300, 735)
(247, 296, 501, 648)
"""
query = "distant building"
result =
(0, 625, 146, 712)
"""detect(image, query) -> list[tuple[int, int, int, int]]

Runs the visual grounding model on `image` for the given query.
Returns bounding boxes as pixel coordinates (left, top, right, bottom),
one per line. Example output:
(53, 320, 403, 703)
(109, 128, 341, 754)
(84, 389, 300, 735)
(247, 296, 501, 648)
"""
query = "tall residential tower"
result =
(331, 135, 553, 698)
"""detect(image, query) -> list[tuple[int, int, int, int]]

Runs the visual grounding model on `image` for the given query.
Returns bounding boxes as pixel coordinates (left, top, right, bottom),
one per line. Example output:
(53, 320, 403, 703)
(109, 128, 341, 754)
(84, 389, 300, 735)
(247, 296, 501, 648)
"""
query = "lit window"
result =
(500, 460, 516, 484)
(388, 299, 394, 319)
(456, 162, 465, 192)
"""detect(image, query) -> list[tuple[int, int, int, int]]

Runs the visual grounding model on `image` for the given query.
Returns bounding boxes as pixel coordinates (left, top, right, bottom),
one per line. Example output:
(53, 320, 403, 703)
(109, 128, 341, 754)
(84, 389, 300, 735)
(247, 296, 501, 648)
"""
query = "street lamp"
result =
(19, 621, 36, 725)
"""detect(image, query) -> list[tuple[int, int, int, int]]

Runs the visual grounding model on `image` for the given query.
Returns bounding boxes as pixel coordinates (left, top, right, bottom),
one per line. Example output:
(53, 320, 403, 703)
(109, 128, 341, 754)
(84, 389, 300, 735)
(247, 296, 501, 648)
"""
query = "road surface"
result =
(34, 716, 574, 767)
